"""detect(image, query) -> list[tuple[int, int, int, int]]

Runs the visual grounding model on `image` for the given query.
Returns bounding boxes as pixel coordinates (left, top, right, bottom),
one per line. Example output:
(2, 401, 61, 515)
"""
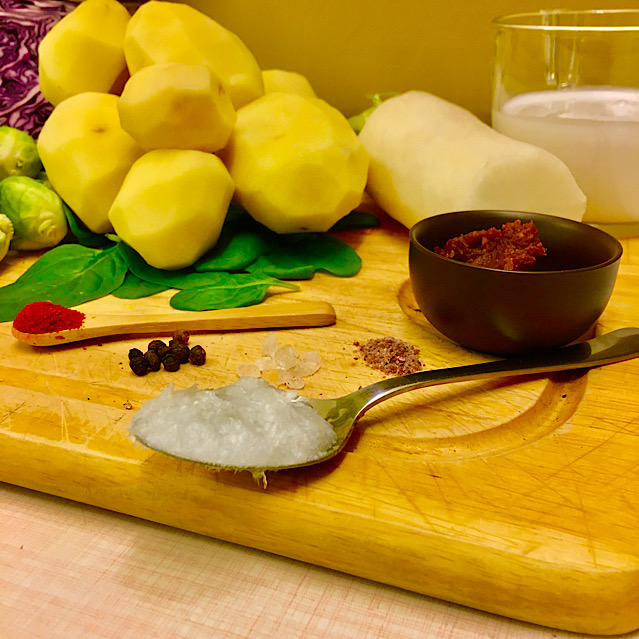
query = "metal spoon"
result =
(137, 327, 639, 474)
(293, 327, 639, 470)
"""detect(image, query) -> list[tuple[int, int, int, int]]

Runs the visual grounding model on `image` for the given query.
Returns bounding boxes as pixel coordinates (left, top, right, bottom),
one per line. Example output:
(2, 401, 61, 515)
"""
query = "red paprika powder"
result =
(13, 301, 85, 334)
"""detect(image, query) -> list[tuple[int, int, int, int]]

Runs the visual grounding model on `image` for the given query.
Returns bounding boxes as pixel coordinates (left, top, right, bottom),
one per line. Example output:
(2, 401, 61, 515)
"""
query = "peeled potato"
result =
(108, 149, 234, 270)
(118, 62, 236, 152)
(358, 91, 587, 228)
(38, 0, 130, 107)
(37, 92, 144, 234)
(262, 69, 316, 98)
(219, 92, 369, 234)
(123, 0, 263, 109)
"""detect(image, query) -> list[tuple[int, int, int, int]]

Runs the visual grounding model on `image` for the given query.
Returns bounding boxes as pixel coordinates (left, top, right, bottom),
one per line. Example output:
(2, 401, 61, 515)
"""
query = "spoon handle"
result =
(12, 300, 336, 346)
(355, 327, 639, 414)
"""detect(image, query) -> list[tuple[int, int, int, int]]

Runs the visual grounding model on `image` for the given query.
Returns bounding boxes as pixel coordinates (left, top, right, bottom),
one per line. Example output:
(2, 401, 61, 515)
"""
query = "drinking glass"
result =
(492, 9, 639, 236)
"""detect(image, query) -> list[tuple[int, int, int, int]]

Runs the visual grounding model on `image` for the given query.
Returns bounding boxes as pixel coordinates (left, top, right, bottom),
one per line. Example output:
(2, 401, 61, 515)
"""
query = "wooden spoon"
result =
(11, 300, 336, 347)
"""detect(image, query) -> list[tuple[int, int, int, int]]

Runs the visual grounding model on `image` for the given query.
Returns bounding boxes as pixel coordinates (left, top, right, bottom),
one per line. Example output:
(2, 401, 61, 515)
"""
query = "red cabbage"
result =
(0, 0, 75, 138)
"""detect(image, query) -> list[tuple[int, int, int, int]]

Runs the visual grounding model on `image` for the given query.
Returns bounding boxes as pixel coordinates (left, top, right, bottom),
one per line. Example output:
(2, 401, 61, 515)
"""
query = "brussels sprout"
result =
(36, 170, 54, 190)
(0, 126, 43, 179)
(0, 213, 14, 262)
(0, 176, 68, 250)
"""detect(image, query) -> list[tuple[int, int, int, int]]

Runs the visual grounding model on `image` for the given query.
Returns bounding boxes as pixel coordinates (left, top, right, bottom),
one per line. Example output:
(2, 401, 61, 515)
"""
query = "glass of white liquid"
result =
(492, 9, 639, 236)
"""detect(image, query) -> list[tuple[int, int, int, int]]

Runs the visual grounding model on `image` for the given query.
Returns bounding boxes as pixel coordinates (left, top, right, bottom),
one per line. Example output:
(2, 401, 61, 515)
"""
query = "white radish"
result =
(358, 91, 586, 228)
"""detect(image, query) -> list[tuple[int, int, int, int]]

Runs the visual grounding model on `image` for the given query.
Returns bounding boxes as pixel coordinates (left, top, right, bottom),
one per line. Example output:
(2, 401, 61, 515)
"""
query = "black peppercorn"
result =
(147, 339, 169, 357)
(128, 347, 144, 361)
(146, 350, 162, 372)
(170, 330, 190, 346)
(189, 344, 206, 366)
(128, 331, 208, 375)
(170, 342, 191, 364)
(162, 353, 181, 372)
(130, 356, 149, 376)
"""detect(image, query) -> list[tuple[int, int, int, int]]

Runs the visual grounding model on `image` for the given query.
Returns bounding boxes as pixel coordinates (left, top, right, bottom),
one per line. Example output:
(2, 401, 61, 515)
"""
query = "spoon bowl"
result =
(133, 327, 639, 474)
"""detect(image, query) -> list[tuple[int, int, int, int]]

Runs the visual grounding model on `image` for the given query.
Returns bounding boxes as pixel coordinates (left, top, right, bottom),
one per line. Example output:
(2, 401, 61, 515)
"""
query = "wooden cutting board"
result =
(2, 213, 639, 636)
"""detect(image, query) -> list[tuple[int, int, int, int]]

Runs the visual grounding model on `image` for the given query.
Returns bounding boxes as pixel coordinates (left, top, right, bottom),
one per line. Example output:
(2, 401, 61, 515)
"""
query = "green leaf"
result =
(246, 254, 315, 280)
(63, 205, 117, 249)
(298, 234, 362, 276)
(330, 210, 381, 231)
(1, 199, 368, 321)
(225, 203, 254, 227)
(247, 233, 361, 279)
(0, 243, 128, 322)
(170, 285, 269, 311)
(170, 272, 299, 311)
(195, 231, 272, 272)
(111, 271, 170, 299)
(117, 242, 212, 289)
(117, 242, 302, 296)
(194, 205, 277, 271)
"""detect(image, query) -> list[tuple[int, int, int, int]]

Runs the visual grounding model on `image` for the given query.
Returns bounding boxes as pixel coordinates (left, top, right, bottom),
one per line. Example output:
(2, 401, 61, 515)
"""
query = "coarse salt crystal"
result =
(273, 345, 299, 369)
(262, 333, 278, 357)
(294, 351, 321, 377)
(236, 362, 260, 378)
(238, 335, 322, 389)
(253, 356, 271, 371)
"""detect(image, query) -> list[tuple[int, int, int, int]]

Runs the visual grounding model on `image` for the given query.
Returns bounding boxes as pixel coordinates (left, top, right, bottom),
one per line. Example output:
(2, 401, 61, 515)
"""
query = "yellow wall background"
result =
(186, 0, 639, 122)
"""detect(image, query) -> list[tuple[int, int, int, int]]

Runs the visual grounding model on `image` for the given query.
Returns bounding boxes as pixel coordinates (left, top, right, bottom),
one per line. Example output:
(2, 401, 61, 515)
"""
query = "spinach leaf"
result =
(118, 242, 302, 296)
(1, 201, 372, 320)
(330, 210, 381, 231)
(0, 243, 128, 322)
(292, 234, 362, 276)
(111, 271, 170, 299)
(194, 208, 377, 275)
(170, 273, 299, 311)
(247, 233, 362, 279)
(117, 242, 213, 289)
(194, 205, 276, 271)
(246, 255, 315, 280)
(63, 205, 117, 249)
(195, 231, 271, 272)
(224, 203, 255, 228)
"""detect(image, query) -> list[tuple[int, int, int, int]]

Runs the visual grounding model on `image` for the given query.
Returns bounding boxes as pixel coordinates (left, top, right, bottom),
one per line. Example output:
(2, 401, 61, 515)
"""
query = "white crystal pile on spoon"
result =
(129, 376, 337, 471)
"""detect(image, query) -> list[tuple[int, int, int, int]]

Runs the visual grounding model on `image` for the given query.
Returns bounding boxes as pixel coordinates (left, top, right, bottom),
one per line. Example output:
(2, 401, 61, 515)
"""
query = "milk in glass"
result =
(493, 87, 639, 224)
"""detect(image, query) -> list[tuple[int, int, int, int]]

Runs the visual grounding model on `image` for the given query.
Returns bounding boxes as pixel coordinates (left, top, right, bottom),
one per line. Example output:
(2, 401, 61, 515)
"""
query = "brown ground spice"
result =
(357, 337, 423, 375)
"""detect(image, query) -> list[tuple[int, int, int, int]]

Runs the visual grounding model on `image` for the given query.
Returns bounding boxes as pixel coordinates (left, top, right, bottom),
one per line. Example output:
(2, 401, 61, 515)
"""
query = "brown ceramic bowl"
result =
(408, 210, 623, 356)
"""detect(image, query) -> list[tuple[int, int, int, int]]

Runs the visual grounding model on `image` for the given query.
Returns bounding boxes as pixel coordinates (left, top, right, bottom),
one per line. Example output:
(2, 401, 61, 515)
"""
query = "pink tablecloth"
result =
(1, 481, 618, 639)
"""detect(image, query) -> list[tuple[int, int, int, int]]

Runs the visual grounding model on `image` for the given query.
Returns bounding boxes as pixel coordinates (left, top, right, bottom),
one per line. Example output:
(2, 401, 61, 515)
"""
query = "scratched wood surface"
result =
(2, 213, 639, 635)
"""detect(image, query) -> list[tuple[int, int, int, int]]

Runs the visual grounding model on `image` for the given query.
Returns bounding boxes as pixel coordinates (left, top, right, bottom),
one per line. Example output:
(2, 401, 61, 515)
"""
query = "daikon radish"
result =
(358, 91, 586, 228)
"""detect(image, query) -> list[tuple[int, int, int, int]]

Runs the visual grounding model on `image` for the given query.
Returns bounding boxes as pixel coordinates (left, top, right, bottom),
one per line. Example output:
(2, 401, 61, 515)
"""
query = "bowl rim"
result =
(409, 210, 624, 275)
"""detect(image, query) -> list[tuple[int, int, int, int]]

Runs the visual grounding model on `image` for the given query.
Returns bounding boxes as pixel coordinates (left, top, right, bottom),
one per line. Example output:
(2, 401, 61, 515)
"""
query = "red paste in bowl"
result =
(434, 219, 546, 271)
